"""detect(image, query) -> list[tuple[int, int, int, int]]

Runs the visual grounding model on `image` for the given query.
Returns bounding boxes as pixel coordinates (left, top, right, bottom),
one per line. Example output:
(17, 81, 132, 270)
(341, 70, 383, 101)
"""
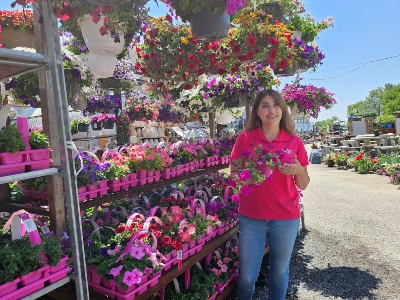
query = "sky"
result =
(2, 0, 400, 122)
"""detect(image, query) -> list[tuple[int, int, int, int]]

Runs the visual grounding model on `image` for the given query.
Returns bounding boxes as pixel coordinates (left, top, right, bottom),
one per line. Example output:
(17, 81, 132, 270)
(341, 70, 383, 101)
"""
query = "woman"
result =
(229, 89, 310, 300)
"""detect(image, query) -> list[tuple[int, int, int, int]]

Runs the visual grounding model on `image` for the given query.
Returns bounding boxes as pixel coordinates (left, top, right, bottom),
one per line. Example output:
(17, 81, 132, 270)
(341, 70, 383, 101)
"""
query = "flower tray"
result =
(0, 152, 25, 165)
(28, 148, 51, 161)
(88, 273, 161, 300)
(79, 188, 109, 201)
(49, 255, 69, 274)
(0, 278, 20, 298)
(25, 158, 52, 172)
(0, 163, 26, 177)
(0, 267, 70, 300)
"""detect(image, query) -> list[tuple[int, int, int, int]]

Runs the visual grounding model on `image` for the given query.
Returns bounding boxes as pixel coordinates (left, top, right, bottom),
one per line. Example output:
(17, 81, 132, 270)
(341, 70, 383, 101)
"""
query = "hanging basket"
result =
(259, 3, 283, 24)
(190, 9, 230, 42)
(72, 98, 88, 111)
(78, 123, 90, 132)
(79, 52, 117, 79)
(78, 15, 125, 56)
(288, 104, 305, 117)
(273, 65, 297, 77)
(103, 121, 115, 129)
(1, 27, 35, 49)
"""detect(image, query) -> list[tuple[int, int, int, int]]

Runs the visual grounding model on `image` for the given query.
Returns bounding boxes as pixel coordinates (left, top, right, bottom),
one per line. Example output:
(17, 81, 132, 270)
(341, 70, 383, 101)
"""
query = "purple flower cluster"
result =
(83, 94, 122, 116)
(157, 104, 181, 123)
(293, 38, 325, 72)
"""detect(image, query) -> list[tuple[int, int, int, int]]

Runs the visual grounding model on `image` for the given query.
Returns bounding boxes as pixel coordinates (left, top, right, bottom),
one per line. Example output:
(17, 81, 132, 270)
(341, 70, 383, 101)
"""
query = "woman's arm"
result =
(228, 162, 239, 180)
(293, 164, 310, 190)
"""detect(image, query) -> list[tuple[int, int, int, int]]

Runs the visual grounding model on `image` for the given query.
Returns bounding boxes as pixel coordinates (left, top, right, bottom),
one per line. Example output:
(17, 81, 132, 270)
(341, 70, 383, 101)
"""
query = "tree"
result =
(315, 116, 339, 132)
(382, 83, 400, 115)
(347, 84, 394, 117)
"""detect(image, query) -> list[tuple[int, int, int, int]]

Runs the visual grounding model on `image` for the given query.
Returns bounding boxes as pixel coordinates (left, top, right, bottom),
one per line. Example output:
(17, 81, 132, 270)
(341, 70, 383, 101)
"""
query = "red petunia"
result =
(191, 38, 198, 45)
(230, 66, 239, 73)
(246, 35, 257, 47)
(187, 53, 196, 62)
(246, 49, 255, 60)
(163, 222, 171, 230)
(149, 52, 157, 60)
(371, 158, 378, 164)
(271, 37, 279, 46)
(165, 14, 173, 25)
(356, 154, 363, 161)
(279, 59, 288, 69)
(187, 63, 196, 71)
(197, 67, 206, 76)
(232, 44, 241, 54)
(163, 236, 172, 245)
(217, 68, 226, 75)
(184, 84, 192, 90)
(115, 225, 126, 234)
(176, 57, 184, 66)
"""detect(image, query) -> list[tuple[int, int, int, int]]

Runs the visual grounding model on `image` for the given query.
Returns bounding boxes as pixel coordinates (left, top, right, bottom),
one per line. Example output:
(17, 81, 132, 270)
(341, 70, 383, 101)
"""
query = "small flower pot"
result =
(91, 122, 103, 131)
(0, 152, 24, 165)
(103, 121, 115, 129)
(78, 123, 90, 132)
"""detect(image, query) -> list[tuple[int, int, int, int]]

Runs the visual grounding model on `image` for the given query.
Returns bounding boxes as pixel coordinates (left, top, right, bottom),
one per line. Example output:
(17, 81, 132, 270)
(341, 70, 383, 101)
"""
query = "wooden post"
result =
(34, 6, 66, 237)
(209, 111, 215, 138)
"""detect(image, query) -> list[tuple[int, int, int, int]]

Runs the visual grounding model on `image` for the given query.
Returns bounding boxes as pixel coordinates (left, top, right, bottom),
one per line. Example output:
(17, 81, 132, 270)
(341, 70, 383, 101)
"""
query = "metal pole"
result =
(35, 2, 89, 299)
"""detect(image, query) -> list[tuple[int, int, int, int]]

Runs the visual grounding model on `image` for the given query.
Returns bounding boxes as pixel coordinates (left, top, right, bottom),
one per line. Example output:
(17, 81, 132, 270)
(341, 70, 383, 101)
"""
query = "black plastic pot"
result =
(78, 123, 90, 132)
(273, 65, 297, 77)
(190, 9, 230, 42)
(103, 121, 115, 130)
(91, 122, 103, 131)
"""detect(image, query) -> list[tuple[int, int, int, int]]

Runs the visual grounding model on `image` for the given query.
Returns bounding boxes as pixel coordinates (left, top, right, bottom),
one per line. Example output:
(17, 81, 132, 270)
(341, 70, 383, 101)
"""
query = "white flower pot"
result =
(291, 30, 302, 41)
(217, 110, 235, 125)
(79, 52, 117, 79)
(78, 15, 125, 56)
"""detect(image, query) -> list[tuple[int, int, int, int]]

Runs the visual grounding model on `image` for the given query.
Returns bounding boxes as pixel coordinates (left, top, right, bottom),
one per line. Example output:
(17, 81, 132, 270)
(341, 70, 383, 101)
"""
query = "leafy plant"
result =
(42, 235, 62, 266)
(0, 124, 26, 153)
(103, 163, 129, 181)
(22, 176, 47, 192)
(375, 115, 395, 126)
(70, 119, 79, 134)
(286, 13, 334, 43)
(76, 117, 90, 125)
(29, 129, 50, 149)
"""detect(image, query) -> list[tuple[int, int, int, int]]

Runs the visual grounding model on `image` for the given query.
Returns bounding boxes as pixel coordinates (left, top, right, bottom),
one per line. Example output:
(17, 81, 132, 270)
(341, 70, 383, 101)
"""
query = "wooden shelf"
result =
(0, 167, 59, 185)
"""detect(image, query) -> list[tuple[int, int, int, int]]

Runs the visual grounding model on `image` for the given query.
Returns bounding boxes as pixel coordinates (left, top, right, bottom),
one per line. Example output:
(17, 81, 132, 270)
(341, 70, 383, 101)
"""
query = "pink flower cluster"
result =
(226, 0, 247, 15)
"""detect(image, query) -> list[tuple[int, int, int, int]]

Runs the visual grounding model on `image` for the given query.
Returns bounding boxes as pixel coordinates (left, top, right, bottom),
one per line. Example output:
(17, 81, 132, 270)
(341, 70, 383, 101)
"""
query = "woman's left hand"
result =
(278, 157, 303, 176)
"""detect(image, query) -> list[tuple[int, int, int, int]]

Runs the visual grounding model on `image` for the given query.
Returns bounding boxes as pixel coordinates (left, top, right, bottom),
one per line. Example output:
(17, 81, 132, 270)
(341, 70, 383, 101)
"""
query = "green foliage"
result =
(315, 116, 339, 131)
(41, 235, 62, 266)
(103, 163, 129, 180)
(0, 124, 26, 154)
(22, 176, 47, 192)
(70, 119, 79, 134)
(287, 14, 331, 43)
(375, 115, 395, 126)
(76, 117, 90, 125)
(29, 130, 50, 149)
(9, 181, 22, 200)
(382, 84, 400, 115)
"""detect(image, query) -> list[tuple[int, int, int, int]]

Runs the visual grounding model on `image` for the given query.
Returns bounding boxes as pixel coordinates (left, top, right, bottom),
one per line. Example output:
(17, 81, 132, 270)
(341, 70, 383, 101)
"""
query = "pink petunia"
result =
(107, 245, 122, 256)
(187, 224, 196, 235)
(238, 169, 251, 181)
(129, 246, 145, 260)
(171, 206, 182, 215)
(122, 269, 142, 287)
(109, 265, 123, 277)
(178, 231, 191, 243)
(240, 185, 254, 196)
(143, 267, 153, 275)
(212, 267, 221, 276)
(223, 257, 232, 264)
(231, 194, 240, 202)
(220, 264, 228, 273)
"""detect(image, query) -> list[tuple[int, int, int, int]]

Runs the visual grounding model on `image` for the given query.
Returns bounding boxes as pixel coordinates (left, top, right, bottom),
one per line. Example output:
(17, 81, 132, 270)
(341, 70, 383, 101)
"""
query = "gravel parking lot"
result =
(227, 154, 400, 299)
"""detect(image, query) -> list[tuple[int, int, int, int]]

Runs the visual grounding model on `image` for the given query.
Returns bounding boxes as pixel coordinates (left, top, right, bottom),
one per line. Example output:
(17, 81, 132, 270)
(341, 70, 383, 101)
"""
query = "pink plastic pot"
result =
(129, 173, 138, 180)
(90, 268, 103, 285)
(87, 184, 98, 191)
(138, 169, 147, 179)
(26, 160, 51, 171)
(98, 188, 109, 196)
(116, 282, 137, 294)
(0, 152, 24, 165)
(147, 170, 154, 177)
(49, 256, 69, 274)
(129, 179, 139, 188)
(28, 148, 50, 161)
(0, 278, 20, 297)
(78, 186, 87, 193)
(102, 279, 116, 289)
(0, 164, 25, 176)
(98, 180, 108, 188)
(47, 266, 70, 284)
(20, 266, 49, 287)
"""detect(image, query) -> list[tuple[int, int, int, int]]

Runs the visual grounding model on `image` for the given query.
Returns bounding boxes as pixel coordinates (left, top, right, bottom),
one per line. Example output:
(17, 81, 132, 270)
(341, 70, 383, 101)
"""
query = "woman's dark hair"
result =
(244, 89, 296, 135)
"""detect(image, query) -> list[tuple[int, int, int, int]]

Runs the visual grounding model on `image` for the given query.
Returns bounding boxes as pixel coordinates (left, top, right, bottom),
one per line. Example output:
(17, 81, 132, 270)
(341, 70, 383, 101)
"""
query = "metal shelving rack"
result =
(0, 2, 88, 299)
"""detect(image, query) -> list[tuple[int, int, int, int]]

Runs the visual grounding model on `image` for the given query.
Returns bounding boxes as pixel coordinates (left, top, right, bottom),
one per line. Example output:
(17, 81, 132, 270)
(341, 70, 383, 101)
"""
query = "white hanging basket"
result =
(79, 52, 117, 79)
(291, 30, 302, 41)
(217, 110, 235, 125)
(78, 15, 125, 56)
(289, 104, 306, 117)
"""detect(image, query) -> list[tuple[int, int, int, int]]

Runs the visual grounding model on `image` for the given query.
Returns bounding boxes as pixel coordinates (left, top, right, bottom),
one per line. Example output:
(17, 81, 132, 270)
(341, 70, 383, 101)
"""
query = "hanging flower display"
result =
(163, 0, 246, 22)
(83, 93, 122, 116)
(116, 112, 131, 145)
(281, 80, 337, 118)
(126, 91, 160, 122)
(215, 8, 293, 74)
(291, 39, 325, 72)
(134, 16, 214, 89)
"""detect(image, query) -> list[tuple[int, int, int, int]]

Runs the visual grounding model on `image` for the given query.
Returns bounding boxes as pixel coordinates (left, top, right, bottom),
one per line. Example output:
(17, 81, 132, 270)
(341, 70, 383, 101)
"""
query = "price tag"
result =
(41, 225, 51, 235)
(22, 218, 37, 233)
(177, 250, 183, 260)
(93, 123, 97, 129)
(103, 208, 109, 213)
(226, 240, 231, 248)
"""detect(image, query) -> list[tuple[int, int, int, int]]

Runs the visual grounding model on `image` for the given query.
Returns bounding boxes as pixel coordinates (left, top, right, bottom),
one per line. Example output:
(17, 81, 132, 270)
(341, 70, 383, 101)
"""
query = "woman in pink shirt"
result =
(229, 89, 310, 300)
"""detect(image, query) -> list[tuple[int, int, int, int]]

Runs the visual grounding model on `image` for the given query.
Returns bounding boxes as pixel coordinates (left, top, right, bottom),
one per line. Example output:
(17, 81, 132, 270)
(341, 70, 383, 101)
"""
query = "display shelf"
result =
(72, 134, 116, 141)
(136, 136, 167, 139)
(0, 167, 59, 185)
(0, 48, 49, 80)
(1, 199, 49, 215)
(49, 225, 238, 300)
(21, 277, 70, 300)
(215, 280, 236, 300)
(78, 164, 228, 209)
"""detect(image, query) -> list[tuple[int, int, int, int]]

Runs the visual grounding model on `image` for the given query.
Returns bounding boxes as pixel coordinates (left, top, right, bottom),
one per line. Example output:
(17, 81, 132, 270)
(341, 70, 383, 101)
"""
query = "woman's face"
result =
(256, 95, 282, 127)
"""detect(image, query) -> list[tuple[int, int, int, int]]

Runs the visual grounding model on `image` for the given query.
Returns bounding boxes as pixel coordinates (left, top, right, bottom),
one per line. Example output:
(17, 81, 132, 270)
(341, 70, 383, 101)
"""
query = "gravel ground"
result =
(226, 147, 400, 300)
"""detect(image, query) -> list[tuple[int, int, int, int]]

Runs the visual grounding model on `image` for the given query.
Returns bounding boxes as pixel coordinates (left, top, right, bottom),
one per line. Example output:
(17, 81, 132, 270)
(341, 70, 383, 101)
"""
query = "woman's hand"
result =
(278, 157, 303, 176)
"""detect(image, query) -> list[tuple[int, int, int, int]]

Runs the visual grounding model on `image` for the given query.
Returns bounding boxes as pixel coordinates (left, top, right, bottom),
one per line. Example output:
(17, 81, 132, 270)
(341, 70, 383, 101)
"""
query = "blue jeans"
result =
(237, 214, 300, 300)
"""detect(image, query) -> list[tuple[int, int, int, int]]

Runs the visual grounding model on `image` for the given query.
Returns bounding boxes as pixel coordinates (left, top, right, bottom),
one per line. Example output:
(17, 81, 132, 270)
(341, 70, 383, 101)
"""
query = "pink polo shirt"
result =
(230, 127, 308, 220)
